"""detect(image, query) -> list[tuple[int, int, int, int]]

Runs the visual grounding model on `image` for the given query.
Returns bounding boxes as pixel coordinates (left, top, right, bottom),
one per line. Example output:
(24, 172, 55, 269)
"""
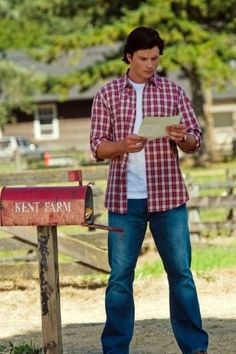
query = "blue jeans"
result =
(101, 199, 208, 354)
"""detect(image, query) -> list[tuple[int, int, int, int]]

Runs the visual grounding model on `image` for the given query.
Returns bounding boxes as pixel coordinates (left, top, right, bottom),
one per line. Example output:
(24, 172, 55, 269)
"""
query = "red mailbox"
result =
(0, 169, 122, 230)
(0, 185, 94, 226)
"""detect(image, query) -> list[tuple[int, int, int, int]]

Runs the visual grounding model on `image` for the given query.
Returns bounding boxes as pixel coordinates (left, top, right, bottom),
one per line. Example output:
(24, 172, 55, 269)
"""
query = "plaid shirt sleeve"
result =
(90, 89, 113, 161)
(178, 87, 202, 153)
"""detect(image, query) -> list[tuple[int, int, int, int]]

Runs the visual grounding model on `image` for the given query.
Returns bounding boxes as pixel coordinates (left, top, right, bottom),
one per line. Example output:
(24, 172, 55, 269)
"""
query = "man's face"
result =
(127, 46, 160, 83)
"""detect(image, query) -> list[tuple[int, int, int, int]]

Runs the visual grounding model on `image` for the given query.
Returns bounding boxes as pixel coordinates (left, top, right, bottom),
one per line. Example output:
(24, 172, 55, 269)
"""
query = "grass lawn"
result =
(136, 237, 236, 279)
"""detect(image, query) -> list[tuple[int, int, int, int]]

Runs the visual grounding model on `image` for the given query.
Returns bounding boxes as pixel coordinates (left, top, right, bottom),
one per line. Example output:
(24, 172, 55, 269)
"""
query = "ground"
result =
(0, 262, 236, 354)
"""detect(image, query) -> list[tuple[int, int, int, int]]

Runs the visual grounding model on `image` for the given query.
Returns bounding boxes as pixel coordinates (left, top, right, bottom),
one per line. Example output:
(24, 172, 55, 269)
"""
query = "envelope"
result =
(138, 115, 181, 140)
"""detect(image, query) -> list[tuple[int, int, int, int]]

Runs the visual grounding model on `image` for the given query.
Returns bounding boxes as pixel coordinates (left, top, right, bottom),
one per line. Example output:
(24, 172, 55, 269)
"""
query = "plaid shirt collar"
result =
(121, 71, 160, 90)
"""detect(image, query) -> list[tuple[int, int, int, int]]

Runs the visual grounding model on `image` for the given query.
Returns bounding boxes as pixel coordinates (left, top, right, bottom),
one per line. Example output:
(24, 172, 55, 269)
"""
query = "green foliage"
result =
(0, 105, 9, 128)
(0, 0, 236, 147)
(0, 0, 146, 57)
(0, 20, 47, 50)
(23, 0, 235, 128)
(1, 1, 236, 92)
(1, 1, 236, 89)
(0, 342, 42, 354)
(50, 56, 126, 95)
(192, 245, 236, 271)
(84, 0, 236, 88)
(0, 60, 46, 127)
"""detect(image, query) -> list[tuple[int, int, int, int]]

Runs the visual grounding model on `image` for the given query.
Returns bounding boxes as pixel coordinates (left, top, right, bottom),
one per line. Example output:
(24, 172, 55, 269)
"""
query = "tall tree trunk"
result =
(203, 88, 216, 161)
(188, 68, 214, 164)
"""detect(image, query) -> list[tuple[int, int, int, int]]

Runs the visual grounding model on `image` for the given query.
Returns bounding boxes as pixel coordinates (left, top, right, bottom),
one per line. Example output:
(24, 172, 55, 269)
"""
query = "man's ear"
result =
(126, 53, 132, 63)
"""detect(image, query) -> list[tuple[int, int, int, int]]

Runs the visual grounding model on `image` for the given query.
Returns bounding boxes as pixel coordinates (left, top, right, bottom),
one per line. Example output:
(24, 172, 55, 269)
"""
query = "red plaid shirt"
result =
(90, 73, 202, 213)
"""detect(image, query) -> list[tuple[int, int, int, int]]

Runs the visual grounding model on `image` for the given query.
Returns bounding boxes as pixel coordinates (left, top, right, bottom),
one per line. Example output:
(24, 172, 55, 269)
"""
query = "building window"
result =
(213, 112, 233, 127)
(210, 105, 236, 152)
(34, 104, 59, 140)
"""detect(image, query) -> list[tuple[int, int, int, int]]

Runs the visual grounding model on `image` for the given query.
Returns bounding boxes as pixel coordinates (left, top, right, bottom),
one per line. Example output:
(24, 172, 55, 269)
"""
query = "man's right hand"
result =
(122, 134, 147, 153)
(97, 134, 146, 160)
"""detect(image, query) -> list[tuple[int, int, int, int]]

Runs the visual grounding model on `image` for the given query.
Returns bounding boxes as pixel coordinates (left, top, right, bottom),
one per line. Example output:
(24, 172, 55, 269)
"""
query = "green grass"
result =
(0, 342, 42, 354)
(199, 208, 229, 222)
(136, 242, 236, 279)
(192, 245, 236, 271)
(0, 249, 26, 259)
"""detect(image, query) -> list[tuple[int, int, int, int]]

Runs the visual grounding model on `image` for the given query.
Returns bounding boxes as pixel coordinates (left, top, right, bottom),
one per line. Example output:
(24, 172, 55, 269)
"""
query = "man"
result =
(90, 26, 208, 354)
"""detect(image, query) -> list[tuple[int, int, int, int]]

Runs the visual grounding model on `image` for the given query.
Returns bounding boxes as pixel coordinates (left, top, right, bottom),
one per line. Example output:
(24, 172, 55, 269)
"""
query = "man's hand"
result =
(166, 123, 197, 152)
(122, 134, 147, 153)
(96, 134, 146, 160)
(166, 123, 187, 143)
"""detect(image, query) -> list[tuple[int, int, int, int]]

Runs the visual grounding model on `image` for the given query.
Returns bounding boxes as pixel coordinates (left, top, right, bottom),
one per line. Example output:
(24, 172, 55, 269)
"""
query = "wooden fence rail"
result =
(188, 195, 236, 208)
(0, 166, 235, 278)
(0, 166, 109, 186)
(187, 173, 236, 237)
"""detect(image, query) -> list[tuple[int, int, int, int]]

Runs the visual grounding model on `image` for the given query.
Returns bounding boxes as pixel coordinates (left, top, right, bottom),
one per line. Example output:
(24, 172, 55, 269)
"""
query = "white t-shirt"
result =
(127, 80, 147, 199)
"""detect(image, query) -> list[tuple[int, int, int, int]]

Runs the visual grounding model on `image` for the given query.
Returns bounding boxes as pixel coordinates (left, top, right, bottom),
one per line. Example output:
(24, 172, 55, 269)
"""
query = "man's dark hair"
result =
(122, 26, 165, 64)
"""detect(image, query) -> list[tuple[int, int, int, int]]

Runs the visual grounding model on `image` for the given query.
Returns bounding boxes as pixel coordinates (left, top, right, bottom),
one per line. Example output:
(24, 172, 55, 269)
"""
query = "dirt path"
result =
(0, 267, 236, 353)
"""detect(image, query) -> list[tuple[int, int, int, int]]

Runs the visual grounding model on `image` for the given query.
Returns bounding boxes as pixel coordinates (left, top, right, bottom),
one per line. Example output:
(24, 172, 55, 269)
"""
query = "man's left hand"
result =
(166, 124, 187, 143)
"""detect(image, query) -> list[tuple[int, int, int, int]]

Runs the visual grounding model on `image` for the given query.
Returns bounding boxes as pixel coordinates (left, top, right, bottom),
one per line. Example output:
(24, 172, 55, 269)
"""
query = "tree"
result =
(39, 0, 236, 162)
(76, 0, 236, 162)
(1, 0, 236, 162)
(0, 0, 48, 128)
(0, 60, 45, 128)
(0, 0, 145, 126)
